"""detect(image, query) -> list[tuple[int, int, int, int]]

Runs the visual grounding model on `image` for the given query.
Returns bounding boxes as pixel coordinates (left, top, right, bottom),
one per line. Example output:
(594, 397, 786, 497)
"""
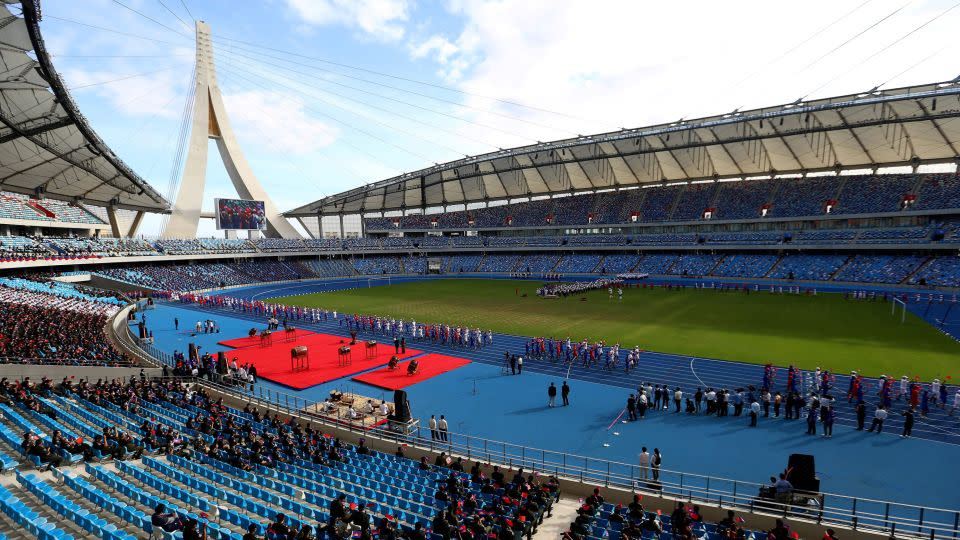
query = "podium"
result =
(365, 340, 378, 360)
(338, 346, 352, 367)
(291, 345, 309, 372)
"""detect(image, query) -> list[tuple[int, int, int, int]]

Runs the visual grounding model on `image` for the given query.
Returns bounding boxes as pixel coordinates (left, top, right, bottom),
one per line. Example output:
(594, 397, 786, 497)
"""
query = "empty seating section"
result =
(915, 174, 960, 209)
(416, 236, 451, 248)
(631, 233, 696, 246)
(768, 255, 849, 281)
(597, 254, 641, 274)
(382, 237, 413, 249)
(669, 254, 721, 276)
(353, 256, 401, 274)
(478, 254, 518, 272)
(713, 180, 773, 219)
(836, 174, 917, 214)
(507, 198, 554, 227)
(702, 231, 782, 245)
(472, 205, 509, 228)
(446, 255, 483, 272)
(568, 234, 626, 246)
(515, 254, 560, 273)
(710, 254, 780, 278)
(790, 229, 858, 244)
(770, 177, 838, 217)
(304, 238, 343, 250)
(343, 237, 382, 251)
(672, 183, 717, 221)
(634, 254, 679, 274)
(552, 194, 597, 225)
(301, 258, 354, 277)
(555, 254, 603, 273)
(403, 256, 428, 274)
(909, 256, 960, 286)
(834, 255, 928, 283)
(640, 185, 684, 222)
(855, 227, 930, 244)
(450, 235, 483, 247)
(594, 190, 645, 224)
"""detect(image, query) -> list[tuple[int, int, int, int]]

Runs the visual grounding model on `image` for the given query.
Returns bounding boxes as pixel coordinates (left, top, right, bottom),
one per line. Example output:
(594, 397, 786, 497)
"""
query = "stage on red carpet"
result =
(351, 353, 471, 390)
(217, 328, 315, 348)
(219, 332, 420, 389)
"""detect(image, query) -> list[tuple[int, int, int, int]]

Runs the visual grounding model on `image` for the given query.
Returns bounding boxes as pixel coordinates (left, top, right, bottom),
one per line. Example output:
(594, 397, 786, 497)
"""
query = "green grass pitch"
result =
(269, 279, 960, 379)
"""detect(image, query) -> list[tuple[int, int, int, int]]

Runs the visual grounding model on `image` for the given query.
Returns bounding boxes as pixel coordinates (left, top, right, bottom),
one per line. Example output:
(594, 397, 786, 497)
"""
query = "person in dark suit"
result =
(855, 401, 866, 430)
(562, 381, 570, 406)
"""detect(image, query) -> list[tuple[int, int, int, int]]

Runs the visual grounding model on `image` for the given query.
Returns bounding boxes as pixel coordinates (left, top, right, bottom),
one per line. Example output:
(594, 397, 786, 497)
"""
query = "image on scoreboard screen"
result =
(215, 198, 266, 230)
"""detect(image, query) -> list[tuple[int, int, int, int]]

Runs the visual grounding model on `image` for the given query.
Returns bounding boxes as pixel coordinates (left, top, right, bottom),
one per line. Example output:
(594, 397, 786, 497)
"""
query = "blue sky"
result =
(37, 0, 960, 236)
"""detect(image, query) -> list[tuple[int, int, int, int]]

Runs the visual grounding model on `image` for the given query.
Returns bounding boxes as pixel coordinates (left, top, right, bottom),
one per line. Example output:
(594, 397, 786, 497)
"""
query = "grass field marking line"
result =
(689, 357, 707, 388)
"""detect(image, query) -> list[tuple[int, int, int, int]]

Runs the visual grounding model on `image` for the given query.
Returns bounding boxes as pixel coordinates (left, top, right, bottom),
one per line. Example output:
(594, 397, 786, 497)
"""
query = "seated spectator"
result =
(152, 504, 185, 532)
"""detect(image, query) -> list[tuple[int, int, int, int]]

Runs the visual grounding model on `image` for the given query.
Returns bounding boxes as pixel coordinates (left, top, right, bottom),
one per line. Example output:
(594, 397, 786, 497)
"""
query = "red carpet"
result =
(351, 353, 471, 390)
(220, 332, 420, 389)
(218, 328, 315, 349)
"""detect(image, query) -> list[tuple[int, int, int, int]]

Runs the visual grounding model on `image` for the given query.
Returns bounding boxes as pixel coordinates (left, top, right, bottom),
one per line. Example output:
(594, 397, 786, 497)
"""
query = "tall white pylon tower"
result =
(164, 21, 300, 239)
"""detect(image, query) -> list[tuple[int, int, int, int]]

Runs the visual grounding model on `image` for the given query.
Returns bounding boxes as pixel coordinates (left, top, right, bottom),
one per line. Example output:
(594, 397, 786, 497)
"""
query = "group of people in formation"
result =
(524, 336, 645, 372)
(615, 363, 959, 439)
(342, 315, 493, 350)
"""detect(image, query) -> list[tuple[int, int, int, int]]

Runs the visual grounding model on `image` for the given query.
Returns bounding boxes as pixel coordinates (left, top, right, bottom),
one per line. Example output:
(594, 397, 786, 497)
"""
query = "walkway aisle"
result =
(534, 498, 579, 540)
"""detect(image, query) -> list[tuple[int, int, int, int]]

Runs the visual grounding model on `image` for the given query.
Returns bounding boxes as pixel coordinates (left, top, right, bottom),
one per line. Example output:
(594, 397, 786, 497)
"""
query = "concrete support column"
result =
(339, 214, 345, 238)
(106, 206, 122, 238)
(126, 211, 145, 238)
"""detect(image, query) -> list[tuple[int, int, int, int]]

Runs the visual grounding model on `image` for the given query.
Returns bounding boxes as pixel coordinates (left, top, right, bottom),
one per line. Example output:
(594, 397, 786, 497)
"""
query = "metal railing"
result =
(184, 377, 959, 540)
(118, 319, 960, 540)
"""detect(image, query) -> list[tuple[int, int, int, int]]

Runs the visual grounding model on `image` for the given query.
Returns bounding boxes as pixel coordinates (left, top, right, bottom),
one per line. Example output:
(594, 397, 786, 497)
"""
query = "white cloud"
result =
(64, 68, 185, 118)
(423, 0, 960, 145)
(409, 34, 470, 81)
(222, 90, 340, 155)
(285, 0, 411, 41)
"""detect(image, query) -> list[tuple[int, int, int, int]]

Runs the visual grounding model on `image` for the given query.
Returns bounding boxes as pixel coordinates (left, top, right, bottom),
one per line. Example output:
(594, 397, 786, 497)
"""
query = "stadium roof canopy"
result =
(288, 80, 960, 218)
(0, 1, 168, 212)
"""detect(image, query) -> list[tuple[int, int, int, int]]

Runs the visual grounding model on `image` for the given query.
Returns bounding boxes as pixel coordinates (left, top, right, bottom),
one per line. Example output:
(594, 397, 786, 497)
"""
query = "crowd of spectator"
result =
(0, 278, 126, 365)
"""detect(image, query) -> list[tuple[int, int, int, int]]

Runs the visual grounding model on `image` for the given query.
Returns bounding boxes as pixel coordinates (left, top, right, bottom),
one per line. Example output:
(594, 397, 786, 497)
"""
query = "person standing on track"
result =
(438, 415, 448, 442)
(651, 449, 662, 481)
(548, 383, 557, 408)
(429, 415, 439, 440)
(638, 447, 649, 480)
(562, 381, 570, 406)
(868, 405, 887, 433)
